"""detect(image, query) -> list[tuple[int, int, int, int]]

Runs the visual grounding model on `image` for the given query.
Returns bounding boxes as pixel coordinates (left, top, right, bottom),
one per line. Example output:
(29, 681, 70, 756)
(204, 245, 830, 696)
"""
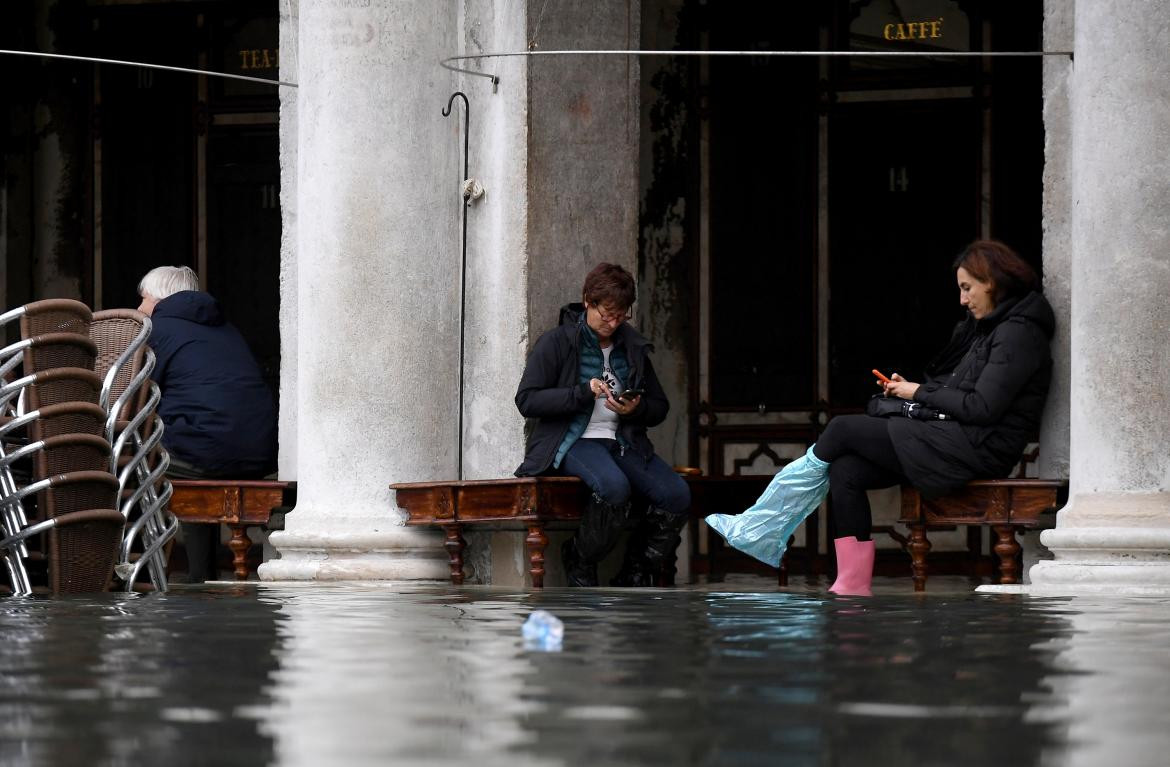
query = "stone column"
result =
(1037, 0, 1072, 482)
(459, 0, 640, 586)
(1029, 0, 1170, 593)
(261, 0, 458, 581)
(524, 1, 640, 329)
(276, 0, 299, 481)
(450, 1, 529, 584)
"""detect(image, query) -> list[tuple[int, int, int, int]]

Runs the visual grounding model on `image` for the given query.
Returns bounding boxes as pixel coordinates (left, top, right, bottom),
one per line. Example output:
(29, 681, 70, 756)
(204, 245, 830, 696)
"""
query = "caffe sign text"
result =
(883, 18, 943, 41)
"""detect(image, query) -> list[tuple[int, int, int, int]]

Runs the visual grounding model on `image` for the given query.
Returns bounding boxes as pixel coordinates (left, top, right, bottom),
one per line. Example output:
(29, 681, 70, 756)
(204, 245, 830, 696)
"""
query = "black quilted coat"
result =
(889, 290, 1055, 497)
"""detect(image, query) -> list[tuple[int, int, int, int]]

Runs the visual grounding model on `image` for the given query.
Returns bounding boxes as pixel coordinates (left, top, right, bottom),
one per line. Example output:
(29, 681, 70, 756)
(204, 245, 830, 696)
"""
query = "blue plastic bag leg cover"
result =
(704, 445, 830, 567)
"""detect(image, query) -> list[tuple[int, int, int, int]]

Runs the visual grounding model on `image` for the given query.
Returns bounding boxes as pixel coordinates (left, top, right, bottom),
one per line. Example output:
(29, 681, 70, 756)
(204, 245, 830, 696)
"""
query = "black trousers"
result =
(166, 457, 272, 582)
(167, 458, 219, 582)
(812, 414, 907, 540)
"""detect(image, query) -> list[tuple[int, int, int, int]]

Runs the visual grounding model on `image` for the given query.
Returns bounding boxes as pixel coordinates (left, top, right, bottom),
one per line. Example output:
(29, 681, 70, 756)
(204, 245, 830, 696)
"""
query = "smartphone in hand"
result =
(871, 369, 892, 384)
(615, 388, 644, 402)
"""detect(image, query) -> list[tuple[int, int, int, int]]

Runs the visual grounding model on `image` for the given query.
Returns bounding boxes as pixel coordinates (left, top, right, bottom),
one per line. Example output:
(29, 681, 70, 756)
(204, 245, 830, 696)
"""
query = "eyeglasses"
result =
(589, 303, 632, 325)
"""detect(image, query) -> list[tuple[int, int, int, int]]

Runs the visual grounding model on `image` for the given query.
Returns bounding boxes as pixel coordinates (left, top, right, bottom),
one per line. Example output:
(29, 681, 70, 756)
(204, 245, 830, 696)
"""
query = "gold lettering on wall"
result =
(238, 48, 280, 70)
(882, 18, 944, 41)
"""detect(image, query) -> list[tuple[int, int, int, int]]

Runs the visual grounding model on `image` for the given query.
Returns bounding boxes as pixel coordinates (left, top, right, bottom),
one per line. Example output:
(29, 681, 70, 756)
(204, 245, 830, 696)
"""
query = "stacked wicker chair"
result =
(90, 309, 176, 592)
(0, 300, 175, 595)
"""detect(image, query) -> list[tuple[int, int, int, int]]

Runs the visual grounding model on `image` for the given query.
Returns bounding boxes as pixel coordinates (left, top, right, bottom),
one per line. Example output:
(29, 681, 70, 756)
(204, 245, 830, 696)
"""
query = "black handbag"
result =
(866, 395, 949, 421)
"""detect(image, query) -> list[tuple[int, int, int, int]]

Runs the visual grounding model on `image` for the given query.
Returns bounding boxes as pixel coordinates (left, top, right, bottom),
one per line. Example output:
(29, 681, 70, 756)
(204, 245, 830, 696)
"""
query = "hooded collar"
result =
(925, 290, 1054, 378)
(152, 291, 225, 327)
(559, 302, 652, 355)
(976, 290, 1055, 338)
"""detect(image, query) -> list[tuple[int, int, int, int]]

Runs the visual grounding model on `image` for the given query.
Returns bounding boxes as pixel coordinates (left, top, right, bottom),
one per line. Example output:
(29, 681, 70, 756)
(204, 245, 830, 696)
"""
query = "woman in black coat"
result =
(706, 240, 1055, 595)
(515, 263, 690, 587)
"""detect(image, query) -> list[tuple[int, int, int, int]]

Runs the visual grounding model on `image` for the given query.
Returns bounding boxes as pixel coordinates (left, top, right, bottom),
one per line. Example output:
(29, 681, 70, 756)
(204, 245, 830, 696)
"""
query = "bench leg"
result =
(993, 525, 1022, 584)
(525, 523, 548, 588)
(228, 525, 251, 580)
(442, 524, 466, 585)
(909, 524, 930, 592)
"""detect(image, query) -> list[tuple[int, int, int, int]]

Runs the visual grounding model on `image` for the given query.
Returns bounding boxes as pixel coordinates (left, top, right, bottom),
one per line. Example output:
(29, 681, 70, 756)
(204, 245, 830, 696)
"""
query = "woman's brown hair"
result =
(582, 262, 636, 309)
(952, 240, 1040, 302)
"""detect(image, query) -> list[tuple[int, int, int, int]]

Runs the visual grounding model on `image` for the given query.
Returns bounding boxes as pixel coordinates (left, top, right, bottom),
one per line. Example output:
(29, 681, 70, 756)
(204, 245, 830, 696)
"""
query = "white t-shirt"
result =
(581, 345, 622, 440)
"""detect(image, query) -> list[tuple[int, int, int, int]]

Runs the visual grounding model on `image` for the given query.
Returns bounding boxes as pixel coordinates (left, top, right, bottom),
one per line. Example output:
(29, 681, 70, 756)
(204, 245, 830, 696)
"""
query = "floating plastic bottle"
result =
(522, 610, 564, 651)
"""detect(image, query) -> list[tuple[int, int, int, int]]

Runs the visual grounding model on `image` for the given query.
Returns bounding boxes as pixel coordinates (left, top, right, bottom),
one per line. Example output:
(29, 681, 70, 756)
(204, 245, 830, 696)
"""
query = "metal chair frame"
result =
(0, 402, 109, 596)
(94, 314, 176, 592)
(0, 471, 122, 594)
(0, 299, 175, 596)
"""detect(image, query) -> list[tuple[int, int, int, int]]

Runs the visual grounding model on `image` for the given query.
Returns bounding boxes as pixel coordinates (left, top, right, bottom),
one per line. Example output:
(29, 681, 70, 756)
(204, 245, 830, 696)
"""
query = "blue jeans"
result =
(561, 439, 691, 516)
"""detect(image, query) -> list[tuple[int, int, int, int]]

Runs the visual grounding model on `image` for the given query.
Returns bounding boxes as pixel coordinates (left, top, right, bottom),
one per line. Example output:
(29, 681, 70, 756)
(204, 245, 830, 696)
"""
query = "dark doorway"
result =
(97, 5, 197, 310)
(828, 98, 979, 407)
(206, 127, 281, 384)
(639, 0, 1044, 579)
(706, 1, 820, 411)
(89, 0, 281, 392)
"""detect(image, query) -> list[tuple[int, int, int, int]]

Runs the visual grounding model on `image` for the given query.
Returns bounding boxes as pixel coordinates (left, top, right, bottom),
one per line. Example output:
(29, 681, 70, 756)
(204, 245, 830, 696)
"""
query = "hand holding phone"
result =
(615, 388, 644, 402)
(589, 378, 612, 399)
(872, 369, 892, 385)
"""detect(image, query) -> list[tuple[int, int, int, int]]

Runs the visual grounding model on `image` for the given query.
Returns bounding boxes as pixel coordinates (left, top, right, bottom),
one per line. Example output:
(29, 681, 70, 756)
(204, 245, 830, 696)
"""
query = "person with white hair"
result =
(138, 265, 277, 583)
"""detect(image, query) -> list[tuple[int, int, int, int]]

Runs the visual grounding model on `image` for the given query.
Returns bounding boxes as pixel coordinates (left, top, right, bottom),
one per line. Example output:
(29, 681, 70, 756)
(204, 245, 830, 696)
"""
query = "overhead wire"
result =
(441, 48, 1074, 90)
(0, 48, 296, 88)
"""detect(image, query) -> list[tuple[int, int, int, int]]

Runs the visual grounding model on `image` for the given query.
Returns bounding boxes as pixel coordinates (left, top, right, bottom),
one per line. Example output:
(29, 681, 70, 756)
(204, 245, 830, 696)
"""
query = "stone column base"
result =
(1026, 527, 1170, 595)
(259, 528, 450, 582)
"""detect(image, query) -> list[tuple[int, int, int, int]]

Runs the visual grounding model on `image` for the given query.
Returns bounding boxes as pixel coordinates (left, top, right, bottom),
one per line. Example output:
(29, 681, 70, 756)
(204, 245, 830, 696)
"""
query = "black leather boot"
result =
(561, 537, 597, 587)
(610, 514, 656, 587)
(610, 508, 688, 586)
(562, 494, 627, 587)
(182, 522, 217, 583)
(642, 507, 688, 564)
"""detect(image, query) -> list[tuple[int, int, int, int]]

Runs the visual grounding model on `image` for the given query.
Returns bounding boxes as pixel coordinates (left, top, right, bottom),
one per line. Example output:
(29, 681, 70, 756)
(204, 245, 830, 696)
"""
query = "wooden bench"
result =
(391, 475, 1067, 590)
(898, 479, 1067, 591)
(168, 479, 296, 580)
(390, 475, 772, 587)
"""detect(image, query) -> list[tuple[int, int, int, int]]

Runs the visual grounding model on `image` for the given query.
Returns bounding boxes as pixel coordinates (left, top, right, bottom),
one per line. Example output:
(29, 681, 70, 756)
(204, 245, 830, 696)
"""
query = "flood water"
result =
(1, 582, 1169, 766)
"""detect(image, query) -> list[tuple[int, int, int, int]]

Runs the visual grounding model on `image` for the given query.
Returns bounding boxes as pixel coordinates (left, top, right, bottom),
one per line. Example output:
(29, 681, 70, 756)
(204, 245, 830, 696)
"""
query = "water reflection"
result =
(254, 588, 1081, 766)
(0, 588, 281, 766)
(257, 587, 551, 765)
(3, 585, 1170, 766)
(509, 592, 1076, 766)
(1028, 597, 1170, 767)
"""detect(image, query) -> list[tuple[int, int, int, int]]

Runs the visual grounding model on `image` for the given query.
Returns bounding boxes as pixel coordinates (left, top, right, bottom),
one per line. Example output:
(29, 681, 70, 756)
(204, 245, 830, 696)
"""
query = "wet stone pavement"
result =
(2, 581, 1169, 766)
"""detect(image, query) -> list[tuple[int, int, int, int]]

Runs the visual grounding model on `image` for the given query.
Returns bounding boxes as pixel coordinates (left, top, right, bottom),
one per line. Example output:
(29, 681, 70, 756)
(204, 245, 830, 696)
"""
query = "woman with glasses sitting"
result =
(514, 262, 691, 587)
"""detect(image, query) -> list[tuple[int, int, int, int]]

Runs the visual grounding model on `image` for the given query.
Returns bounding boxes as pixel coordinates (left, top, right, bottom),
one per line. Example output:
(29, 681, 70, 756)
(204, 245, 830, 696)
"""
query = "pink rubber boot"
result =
(829, 536, 876, 596)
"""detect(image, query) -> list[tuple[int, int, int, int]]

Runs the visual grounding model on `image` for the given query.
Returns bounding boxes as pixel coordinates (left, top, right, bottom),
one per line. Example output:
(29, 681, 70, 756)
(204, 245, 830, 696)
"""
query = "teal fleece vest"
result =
(552, 319, 631, 468)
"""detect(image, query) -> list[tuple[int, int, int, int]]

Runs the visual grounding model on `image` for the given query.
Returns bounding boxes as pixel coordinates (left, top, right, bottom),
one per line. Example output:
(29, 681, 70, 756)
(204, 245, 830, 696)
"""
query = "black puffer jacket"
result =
(889, 291, 1055, 497)
(514, 304, 670, 477)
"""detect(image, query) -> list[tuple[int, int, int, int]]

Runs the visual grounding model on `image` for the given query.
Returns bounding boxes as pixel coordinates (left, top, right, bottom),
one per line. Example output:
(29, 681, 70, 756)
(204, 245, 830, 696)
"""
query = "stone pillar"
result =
(1029, 0, 1170, 593)
(454, 1, 641, 585)
(276, 0, 299, 481)
(459, 0, 530, 483)
(448, 0, 531, 583)
(261, 0, 458, 581)
(456, 1, 642, 478)
(1037, 0, 1072, 482)
(524, 1, 640, 330)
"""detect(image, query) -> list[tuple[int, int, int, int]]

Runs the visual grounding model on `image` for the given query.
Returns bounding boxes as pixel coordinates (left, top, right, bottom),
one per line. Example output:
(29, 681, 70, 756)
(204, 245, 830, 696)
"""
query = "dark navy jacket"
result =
(149, 291, 277, 477)
(514, 303, 670, 477)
